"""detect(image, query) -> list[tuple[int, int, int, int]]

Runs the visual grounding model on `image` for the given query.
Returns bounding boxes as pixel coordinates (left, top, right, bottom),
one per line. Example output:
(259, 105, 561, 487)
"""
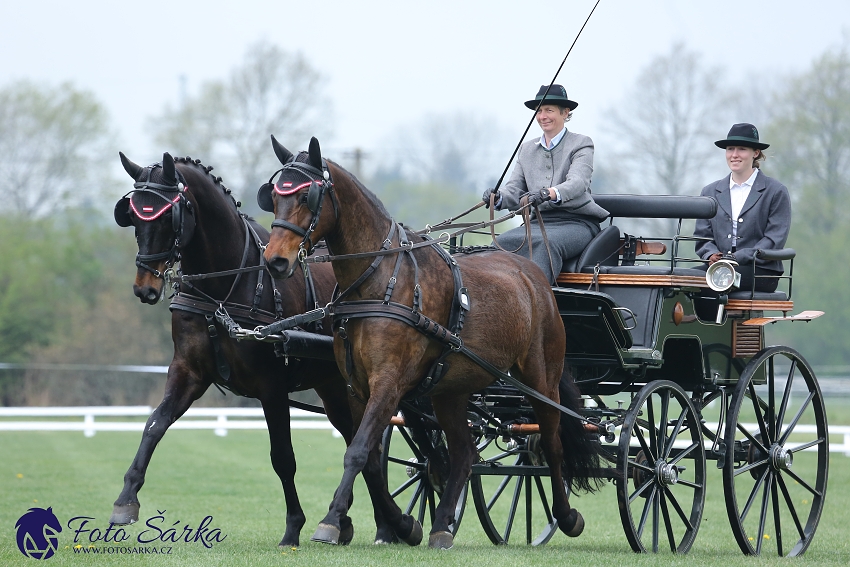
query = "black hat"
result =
(715, 123, 769, 150)
(524, 84, 578, 110)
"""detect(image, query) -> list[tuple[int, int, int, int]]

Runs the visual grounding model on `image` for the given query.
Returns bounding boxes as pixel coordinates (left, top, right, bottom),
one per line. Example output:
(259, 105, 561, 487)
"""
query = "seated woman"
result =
(484, 84, 609, 284)
(694, 123, 791, 293)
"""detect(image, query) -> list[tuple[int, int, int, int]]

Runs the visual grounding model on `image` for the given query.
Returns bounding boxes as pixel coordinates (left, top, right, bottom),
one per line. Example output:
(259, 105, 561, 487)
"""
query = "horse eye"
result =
(299, 194, 308, 204)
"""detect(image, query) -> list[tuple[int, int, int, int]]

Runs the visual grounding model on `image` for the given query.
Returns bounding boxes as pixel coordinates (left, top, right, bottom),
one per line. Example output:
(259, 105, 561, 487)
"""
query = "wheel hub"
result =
(656, 460, 679, 486)
(769, 445, 793, 471)
(406, 458, 418, 478)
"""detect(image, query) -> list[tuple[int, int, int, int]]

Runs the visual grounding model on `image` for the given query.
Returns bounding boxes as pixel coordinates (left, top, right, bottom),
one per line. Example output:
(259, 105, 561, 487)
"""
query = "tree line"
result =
(1, 40, 849, 405)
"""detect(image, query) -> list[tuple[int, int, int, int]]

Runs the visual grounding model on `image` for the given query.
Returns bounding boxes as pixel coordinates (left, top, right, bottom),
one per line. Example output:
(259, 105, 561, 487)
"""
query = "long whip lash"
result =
(493, 0, 601, 192)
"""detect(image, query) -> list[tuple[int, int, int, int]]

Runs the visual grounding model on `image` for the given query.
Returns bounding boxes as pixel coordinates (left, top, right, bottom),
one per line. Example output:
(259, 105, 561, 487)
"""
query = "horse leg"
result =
(261, 392, 308, 548)
(111, 362, 208, 525)
(427, 393, 476, 549)
(312, 384, 422, 546)
(316, 382, 398, 545)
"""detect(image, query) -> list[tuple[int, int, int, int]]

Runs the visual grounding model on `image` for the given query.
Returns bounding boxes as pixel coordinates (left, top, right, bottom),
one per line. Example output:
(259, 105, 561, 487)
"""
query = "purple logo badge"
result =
(15, 507, 62, 560)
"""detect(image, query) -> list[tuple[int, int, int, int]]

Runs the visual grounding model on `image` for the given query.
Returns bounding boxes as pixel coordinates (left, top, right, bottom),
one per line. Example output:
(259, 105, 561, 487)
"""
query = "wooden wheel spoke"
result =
(736, 421, 769, 454)
(755, 472, 773, 555)
(783, 467, 822, 497)
(533, 475, 554, 523)
(733, 458, 770, 478)
(669, 442, 699, 466)
(387, 455, 424, 469)
(768, 357, 776, 441)
(392, 473, 422, 498)
(674, 478, 702, 490)
(487, 475, 513, 511)
(652, 482, 660, 552)
(788, 437, 825, 454)
(778, 392, 815, 446)
(503, 475, 524, 543)
(740, 466, 770, 524)
(636, 485, 657, 540)
(659, 490, 677, 552)
(629, 475, 656, 504)
(658, 391, 670, 460)
(663, 485, 695, 532)
(748, 383, 772, 445)
(630, 459, 656, 474)
(647, 396, 658, 460)
(771, 475, 784, 557)
(635, 425, 655, 463)
(776, 474, 806, 540)
(663, 405, 688, 460)
(775, 361, 796, 438)
(398, 427, 425, 461)
(406, 481, 425, 515)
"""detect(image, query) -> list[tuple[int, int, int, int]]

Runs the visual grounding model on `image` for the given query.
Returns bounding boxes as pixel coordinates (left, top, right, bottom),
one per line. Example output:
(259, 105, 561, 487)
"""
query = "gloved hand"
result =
(482, 187, 499, 208)
(526, 188, 551, 208)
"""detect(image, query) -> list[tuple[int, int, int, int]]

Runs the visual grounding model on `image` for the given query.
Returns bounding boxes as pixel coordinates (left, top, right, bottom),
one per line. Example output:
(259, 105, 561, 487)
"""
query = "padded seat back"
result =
(562, 225, 621, 273)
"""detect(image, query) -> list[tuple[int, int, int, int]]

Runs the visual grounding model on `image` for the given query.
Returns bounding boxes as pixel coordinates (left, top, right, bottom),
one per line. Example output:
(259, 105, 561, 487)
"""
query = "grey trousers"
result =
(496, 219, 599, 284)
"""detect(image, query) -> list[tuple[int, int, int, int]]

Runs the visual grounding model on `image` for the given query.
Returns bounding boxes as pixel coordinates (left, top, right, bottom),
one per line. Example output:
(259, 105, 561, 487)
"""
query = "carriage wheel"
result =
(723, 346, 828, 557)
(617, 380, 706, 553)
(380, 423, 466, 537)
(470, 434, 562, 546)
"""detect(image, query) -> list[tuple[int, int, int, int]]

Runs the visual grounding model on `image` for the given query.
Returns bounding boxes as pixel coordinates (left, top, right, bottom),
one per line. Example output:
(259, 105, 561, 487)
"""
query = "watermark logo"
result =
(15, 507, 62, 560)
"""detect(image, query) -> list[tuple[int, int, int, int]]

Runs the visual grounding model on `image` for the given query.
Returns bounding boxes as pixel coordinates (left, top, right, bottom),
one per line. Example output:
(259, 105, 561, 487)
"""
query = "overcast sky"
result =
(2, 0, 849, 180)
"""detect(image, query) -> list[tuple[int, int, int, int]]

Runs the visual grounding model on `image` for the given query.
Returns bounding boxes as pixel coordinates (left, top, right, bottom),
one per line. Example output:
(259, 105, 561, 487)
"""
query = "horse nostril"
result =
(147, 291, 158, 302)
(268, 256, 290, 277)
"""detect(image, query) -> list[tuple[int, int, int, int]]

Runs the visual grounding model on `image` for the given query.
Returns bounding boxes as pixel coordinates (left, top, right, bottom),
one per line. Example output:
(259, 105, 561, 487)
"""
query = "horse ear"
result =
(308, 137, 323, 171)
(270, 135, 294, 165)
(119, 152, 143, 180)
(162, 152, 177, 185)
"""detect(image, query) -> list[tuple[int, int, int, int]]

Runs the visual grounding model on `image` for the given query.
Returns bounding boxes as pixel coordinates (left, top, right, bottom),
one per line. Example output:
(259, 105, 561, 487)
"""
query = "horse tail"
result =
(557, 368, 604, 493)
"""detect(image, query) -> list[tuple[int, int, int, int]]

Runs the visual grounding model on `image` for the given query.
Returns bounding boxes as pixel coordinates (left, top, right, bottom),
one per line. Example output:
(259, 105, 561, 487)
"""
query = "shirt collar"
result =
(537, 127, 567, 150)
(729, 169, 759, 189)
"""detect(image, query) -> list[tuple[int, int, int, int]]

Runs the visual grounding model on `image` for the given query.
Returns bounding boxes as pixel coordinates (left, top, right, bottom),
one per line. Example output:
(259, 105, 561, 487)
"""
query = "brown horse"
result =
(112, 152, 395, 547)
(262, 137, 600, 549)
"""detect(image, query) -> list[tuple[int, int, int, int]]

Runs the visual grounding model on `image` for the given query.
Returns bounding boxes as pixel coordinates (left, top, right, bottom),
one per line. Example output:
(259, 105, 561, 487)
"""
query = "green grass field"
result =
(1, 426, 848, 567)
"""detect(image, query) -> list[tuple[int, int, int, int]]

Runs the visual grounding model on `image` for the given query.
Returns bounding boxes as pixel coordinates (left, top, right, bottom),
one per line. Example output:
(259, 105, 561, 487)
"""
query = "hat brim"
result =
(715, 137, 769, 150)
(525, 98, 578, 111)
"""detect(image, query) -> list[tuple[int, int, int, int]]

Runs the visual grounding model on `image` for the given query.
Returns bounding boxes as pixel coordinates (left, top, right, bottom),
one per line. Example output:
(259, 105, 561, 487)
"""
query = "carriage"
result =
(374, 192, 827, 556)
(114, 143, 827, 557)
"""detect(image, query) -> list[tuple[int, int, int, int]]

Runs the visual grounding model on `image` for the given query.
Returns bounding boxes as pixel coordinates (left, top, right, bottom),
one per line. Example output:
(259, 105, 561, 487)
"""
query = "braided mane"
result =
(173, 156, 241, 211)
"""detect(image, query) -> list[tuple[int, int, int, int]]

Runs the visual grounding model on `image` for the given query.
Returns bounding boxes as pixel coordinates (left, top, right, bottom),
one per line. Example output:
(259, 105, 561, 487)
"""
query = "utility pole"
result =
(343, 147, 369, 180)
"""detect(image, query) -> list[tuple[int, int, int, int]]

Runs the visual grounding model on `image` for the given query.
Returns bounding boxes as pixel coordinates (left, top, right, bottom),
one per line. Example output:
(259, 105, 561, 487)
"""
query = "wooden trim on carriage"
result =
(556, 273, 709, 288)
(726, 299, 794, 311)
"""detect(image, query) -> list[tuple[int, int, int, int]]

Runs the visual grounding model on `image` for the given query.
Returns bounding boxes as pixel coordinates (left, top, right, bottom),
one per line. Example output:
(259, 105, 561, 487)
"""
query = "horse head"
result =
(115, 152, 196, 303)
(261, 136, 338, 279)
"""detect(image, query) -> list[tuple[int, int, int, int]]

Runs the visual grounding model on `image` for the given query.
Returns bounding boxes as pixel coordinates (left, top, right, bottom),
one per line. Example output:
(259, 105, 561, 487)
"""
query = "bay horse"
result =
(112, 152, 395, 547)
(261, 137, 600, 549)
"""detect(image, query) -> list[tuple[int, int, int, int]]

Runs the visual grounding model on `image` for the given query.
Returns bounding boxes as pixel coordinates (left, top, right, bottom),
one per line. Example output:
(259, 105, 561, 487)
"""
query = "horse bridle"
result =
(258, 159, 338, 258)
(114, 165, 195, 280)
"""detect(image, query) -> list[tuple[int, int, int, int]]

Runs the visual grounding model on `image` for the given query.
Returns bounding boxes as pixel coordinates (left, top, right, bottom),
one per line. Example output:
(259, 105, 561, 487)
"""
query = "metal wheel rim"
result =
(470, 445, 561, 546)
(381, 424, 466, 536)
(616, 380, 706, 553)
(723, 346, 829, 557)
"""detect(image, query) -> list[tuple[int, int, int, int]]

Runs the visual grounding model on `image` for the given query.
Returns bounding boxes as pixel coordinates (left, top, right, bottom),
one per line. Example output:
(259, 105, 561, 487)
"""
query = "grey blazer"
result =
(694, 170, 791, 273)
(498, 131, 609, 221)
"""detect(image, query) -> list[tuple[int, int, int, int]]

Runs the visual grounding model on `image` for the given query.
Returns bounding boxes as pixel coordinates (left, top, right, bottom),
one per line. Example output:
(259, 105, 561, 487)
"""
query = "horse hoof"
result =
(374, 532, 398, 545)
(565, 510, 585, 537)
(339, 522, 354, 546)
(428, 531, 454, 550)
(109, 503, 140, 525)
(311, 523, 340, 545)
(399, 518, 423, 546)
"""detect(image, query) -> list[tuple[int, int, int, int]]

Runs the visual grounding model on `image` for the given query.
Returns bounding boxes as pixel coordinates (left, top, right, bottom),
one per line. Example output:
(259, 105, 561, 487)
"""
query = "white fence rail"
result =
(0, 406, 338, 438)
(0, 408, 847, 456)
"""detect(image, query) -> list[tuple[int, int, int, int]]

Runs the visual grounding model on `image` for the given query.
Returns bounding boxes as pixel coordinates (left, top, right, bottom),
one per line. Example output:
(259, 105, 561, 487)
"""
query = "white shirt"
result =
(729, 169, 758, 245)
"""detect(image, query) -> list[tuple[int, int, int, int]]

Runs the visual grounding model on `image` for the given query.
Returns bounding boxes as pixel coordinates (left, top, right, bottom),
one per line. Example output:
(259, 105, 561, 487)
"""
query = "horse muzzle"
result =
(133, 283, 162, 304)
(266, 255, 295, 280)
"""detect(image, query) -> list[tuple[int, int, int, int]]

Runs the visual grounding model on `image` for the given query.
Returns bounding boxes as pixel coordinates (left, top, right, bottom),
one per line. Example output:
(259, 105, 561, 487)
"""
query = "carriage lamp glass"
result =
(705, 259, 741, 292)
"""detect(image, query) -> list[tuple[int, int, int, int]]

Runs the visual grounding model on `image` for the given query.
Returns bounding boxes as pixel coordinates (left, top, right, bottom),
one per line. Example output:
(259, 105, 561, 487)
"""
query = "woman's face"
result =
(726, 146, 758, 174)
(536, 105, 568, 137)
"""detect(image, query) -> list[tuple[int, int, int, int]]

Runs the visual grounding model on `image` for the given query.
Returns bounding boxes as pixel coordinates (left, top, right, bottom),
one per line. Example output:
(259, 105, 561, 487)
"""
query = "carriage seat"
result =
(562, 225, 621, 273)
(727, 290, 788, 302)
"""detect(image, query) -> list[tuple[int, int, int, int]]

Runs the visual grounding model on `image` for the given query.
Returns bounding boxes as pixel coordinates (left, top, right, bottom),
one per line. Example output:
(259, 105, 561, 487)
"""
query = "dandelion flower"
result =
(16, 473, 23, 479)
(748, 537, 754, 541)
(764, 534, 770, 539)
